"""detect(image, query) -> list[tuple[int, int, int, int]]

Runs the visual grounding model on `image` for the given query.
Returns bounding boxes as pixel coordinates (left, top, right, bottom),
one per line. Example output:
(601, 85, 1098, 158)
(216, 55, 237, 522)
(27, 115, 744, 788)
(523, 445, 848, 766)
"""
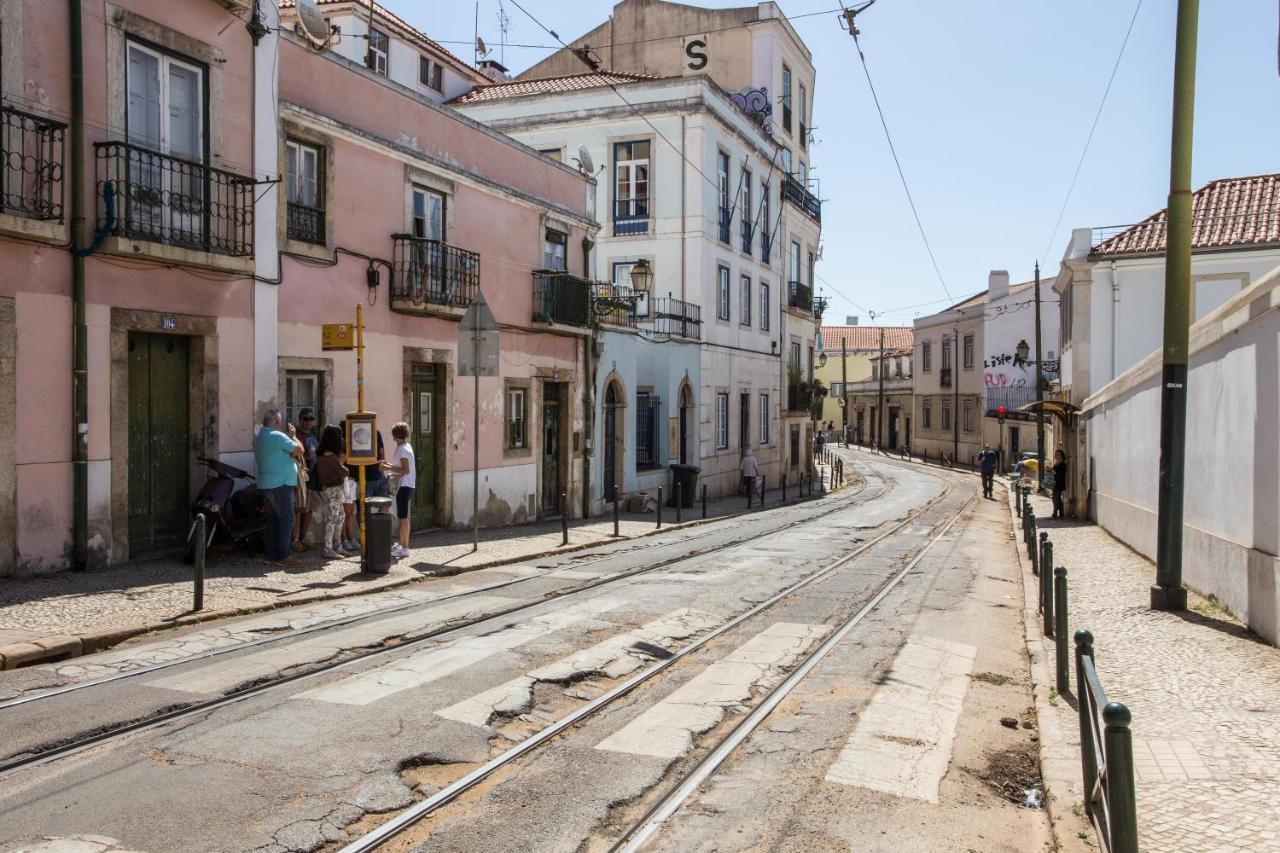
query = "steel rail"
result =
(0, 467, 888, 778)
(0, 468, 877, 713)
(613, 496, 976, 852)
(336, 476, 966, 853)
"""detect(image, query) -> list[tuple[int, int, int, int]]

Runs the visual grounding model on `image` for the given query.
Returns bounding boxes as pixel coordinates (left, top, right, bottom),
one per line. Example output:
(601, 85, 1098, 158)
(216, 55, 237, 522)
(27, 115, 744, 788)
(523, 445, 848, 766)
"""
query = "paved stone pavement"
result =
(0, 473, 837, 667)
(1017, 492, 1280, 853)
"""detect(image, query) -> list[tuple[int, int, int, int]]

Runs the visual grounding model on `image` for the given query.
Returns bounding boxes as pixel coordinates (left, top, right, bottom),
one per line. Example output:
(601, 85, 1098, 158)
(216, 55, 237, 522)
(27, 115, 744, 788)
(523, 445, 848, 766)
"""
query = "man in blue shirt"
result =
(977, 442, 999, 499)
(255, 410, 305, 566)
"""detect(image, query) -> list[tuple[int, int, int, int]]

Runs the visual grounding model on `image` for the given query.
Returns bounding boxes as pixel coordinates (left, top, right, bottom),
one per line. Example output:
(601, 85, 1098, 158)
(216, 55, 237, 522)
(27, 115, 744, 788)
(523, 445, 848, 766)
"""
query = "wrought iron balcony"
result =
(813, 295, 828, 320)
(613, 197, 649, 236)
(650, 296, 701, 340)
(787, 382, 811, 413)
(718, 205, 731, 244)
(532, 269, 593, 328)
(940, 367, 952, 388)
(391, 235, 480, 313)
(1, 105, 65, 222)
(591, 281, 638, 328)
(94, 141, 254, 256)
(986, 386, 1036, 415)
(782, 174, 821, 222)
(287, 202, 325, 245)
(740, 217, 754, 254)
(787, 280, 812, 313)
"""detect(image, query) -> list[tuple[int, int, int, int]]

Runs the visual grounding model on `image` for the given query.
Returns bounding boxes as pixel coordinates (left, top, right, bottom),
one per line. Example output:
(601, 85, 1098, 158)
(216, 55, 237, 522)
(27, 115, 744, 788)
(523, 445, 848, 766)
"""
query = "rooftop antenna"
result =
(495, 0, 511, 66)
(474, 2, 480, 66)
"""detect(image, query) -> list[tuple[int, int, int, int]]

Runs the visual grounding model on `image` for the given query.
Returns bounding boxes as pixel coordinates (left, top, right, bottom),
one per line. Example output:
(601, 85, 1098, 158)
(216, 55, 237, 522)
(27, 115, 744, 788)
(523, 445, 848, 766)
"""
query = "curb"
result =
(0, 485, 845, 670)
(1006, 492, 1097, 853)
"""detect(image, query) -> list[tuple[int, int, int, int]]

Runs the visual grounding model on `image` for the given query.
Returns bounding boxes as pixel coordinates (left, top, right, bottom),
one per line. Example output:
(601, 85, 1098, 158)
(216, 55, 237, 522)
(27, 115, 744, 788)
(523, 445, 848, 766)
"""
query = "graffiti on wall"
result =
(983, 352, 1060, 388)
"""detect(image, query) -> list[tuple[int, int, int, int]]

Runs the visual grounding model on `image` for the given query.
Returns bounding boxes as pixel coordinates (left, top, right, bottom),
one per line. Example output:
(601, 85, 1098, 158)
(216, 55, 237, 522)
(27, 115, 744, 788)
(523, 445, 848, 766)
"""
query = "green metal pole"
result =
(1152, 0, 1199, 612)
(70, 0, 88, 572)
(1034, 262, 1045, 491)
(1104, 702, 1140, 853)
(1054, 566, 1069, 694)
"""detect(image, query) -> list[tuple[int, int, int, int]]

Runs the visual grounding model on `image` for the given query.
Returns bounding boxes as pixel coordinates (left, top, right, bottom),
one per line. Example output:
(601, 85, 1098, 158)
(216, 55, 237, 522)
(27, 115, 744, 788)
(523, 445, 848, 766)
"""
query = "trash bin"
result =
(667, 464, 701, 508)
(364, 496, 394, 574)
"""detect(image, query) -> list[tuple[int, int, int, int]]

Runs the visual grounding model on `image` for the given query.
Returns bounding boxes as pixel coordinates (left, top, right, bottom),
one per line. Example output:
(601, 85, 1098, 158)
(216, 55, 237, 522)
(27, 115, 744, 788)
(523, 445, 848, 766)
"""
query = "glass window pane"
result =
(167, 63, 201, 159)
(127, 46, 161, 149)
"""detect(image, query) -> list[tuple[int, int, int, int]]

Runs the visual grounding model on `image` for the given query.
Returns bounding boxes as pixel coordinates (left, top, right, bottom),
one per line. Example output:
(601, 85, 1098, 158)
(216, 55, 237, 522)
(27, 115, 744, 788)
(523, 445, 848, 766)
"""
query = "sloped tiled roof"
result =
(1092, 173, 1280, 257)
(450, 70, 661, 104)
(819, 326, 913, 352)
(279, 0, 478, 76)
(943, 280, 1036, 313)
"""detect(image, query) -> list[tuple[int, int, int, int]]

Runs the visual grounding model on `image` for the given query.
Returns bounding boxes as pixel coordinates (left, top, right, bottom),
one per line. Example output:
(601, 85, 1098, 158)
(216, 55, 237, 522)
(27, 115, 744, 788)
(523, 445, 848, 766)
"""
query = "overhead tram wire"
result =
(842, 5, 952, 302)
(1039, 0, 1144, 265)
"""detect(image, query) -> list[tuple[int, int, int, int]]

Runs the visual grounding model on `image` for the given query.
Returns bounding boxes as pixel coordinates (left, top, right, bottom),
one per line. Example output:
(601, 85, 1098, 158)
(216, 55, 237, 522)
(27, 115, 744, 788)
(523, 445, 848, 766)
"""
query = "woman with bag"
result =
(315, 425, 354, 558)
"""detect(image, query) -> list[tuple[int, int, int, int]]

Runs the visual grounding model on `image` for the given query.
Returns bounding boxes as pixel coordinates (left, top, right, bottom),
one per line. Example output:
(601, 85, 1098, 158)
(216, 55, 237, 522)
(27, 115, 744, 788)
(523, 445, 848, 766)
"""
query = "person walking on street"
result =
(292, 408, 320, 551)
(382, 422, 416, 559)
(739, 448, 759, 496)
(1052, 449, 1068, 518)
(255, 410, 304, 567)
(315, 425, 353, 559)
(814, 431, 825, 458)
(977, 442, 999, 499)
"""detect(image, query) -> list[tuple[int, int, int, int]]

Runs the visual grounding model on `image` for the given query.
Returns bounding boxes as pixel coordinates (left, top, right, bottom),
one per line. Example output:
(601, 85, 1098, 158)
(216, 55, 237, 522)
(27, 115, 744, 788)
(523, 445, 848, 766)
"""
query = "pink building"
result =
(1, 0, 266, 574)
(273, 3, 598, 533)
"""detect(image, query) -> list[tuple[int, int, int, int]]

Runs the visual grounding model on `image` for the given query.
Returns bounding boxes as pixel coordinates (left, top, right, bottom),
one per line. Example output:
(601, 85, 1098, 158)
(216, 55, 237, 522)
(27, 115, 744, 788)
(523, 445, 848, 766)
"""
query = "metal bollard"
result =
(657, 486, 663, 528)
(759, 475, 766, 505)
(613, 486, 620, 537)
(701, 483, 707, 519)
(561, 492, 568, 546)
(1054, 566, 1070, 695)
(1033, 530, 1046, 576)
(1042, 550, 1055, 638)
(1103, 702, 1139, 853)
(746, 474, 753, 508)
(675, 482, 682, 523)
(1040, 538, 1054, 620)
(193, 513, 206, 612)
(782, 474, 787, 503)
(1074, 630, 1097, 795)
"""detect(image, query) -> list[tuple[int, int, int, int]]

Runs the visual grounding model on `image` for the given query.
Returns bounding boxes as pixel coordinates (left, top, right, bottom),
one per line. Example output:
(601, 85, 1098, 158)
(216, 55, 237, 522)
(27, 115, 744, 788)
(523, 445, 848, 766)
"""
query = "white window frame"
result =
(367, 27, 389, 76)
(716, 392, 730, 450)
(922, 398, 932, 429)
(963, 398, 974, 432)
(759, 393, 770, 444)
(739, 274, 752, 326)
(543, 228, 568, 271)
(941, 398, 952, 432)
(285, 372, 320, 428)
(613, 140, 651, 220)
(760, 281, 771, 331)
(507, 387, 527, 449)
(419, 55, 443, 92)
(717, 151, 731, 211)
(286, 139, 321, 208)
(717, 265, 731, 321)
(922, 342, 932, 372)
(963, 334, 974, 369)
(410, 185, 446, 241)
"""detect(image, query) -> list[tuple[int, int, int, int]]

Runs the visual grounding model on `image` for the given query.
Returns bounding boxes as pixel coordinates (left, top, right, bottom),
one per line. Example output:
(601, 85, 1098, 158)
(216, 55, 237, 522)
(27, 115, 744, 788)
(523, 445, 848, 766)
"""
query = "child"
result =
(314, 425, 353, 559)
(381, 421, 416, 559)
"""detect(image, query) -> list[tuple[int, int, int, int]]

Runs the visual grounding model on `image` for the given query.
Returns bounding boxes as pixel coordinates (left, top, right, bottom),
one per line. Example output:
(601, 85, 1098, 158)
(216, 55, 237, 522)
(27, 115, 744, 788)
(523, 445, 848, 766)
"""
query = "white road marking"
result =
(145, 596, 519, 695)
(437, 609, 722, 727)
(295, 597, 625, 706)
(594, 622, 829, 759)
(824, 636, 977, 803)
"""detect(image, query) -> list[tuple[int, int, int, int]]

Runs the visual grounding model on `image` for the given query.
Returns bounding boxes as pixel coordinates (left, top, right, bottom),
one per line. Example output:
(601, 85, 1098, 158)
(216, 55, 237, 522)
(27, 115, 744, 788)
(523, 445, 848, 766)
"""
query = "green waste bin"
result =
(667, 464, 701, 508)
(364, 496, 394, 574)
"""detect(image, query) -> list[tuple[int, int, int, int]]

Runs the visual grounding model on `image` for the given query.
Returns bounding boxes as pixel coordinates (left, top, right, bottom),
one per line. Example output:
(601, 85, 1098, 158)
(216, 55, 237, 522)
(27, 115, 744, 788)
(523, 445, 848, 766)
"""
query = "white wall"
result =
(983, 285, 1059, 396)
(1083, 266, 1280, 644)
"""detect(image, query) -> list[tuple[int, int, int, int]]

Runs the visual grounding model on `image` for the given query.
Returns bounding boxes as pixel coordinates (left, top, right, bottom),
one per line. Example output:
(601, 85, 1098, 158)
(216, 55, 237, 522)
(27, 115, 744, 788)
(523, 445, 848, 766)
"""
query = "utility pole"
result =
(1034, 262, 1045, 490)
(952, 328, 960, 465)
(1152, 0, 1199, 612)
(841, 337, 849, 441)
(876, 327, 885, 448)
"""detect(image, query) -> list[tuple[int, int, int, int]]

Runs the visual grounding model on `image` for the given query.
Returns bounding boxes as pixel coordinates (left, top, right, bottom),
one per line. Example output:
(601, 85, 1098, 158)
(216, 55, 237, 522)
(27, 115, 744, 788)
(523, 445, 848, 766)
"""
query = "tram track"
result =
(0, 466, 887, 779)
(331, 466, 972, 852)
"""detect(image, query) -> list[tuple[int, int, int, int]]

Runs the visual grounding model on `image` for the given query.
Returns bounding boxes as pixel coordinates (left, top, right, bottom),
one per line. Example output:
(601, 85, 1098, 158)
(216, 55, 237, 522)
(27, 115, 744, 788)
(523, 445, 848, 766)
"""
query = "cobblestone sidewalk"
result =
(0, 478, 834, 668)
(1016, 492, 1280, 853)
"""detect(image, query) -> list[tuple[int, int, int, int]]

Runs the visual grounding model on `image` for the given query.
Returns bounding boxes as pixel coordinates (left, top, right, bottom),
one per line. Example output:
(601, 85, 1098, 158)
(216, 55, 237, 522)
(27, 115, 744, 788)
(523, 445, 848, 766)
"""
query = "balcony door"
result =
(126, 42, 205, 245)
(409, 186, 450, 300)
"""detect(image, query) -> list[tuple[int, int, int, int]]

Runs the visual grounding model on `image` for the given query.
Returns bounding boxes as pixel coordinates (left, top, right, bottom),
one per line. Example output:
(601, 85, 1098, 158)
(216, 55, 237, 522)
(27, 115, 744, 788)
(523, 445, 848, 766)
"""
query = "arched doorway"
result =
(604, 381, 621, 502)
(678, 382, 694, 465)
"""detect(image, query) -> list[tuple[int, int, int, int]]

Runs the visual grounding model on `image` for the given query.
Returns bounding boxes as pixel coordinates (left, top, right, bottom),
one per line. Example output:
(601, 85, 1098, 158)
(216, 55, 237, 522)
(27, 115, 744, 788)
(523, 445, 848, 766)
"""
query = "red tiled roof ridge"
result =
(279, 0, 477, 75)
(449, 70, 664, 104)
(819, 325, 914, 352)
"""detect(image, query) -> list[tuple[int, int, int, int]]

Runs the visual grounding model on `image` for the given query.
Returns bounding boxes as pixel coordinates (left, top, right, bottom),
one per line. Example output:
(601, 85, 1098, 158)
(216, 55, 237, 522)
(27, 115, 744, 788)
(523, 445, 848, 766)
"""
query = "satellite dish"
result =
(576, 145, 595, 174)
(476, 37, 489, 57)
(296, 0, 334, 50)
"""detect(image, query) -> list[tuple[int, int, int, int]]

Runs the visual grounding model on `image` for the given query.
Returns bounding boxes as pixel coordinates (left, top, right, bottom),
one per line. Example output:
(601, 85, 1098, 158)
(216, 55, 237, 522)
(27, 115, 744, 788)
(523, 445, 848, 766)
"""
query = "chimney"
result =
(845, 315, 859, 326)
(988, 270, 1009, 302)
(477, 59, 511, 83)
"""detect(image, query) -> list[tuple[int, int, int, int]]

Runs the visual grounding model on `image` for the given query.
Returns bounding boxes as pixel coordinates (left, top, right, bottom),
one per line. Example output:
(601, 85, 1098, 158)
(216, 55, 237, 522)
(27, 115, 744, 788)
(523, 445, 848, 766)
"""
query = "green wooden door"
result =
(128, 332, 190, 552)
(410, 375, 436, 526)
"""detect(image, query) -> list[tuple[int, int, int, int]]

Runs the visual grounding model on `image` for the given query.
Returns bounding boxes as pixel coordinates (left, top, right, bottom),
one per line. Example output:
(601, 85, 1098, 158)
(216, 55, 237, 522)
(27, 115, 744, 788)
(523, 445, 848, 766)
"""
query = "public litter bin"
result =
(667, 464, 701, 508)
(364, 496, 394, 574)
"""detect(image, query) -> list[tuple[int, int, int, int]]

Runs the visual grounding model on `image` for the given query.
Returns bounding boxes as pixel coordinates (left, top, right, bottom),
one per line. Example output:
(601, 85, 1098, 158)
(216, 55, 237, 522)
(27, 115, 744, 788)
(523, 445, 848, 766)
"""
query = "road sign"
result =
(458, 291, 499, 377)
(322, 323, 355, 351)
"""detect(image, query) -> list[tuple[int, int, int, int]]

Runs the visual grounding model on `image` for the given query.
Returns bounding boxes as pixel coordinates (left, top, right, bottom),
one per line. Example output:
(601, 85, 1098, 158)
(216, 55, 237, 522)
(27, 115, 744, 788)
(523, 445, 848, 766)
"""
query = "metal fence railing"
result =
(782, 174, 821, 221)
(391, 235, 480, 311)
(612, 197, 649, 236)
(1076, 632, 1138, 853)
(740, 217, 754, 254)
(95, 140, 254, 256)
(650, 296, 701, 340)
(788, 280, 812, 313)
(532, 270, 592, 328)
(1, 104, 65, 222)
(718, 205, 731, 243)
(287, 201, 325, 245)
(591, 282, 638, 328)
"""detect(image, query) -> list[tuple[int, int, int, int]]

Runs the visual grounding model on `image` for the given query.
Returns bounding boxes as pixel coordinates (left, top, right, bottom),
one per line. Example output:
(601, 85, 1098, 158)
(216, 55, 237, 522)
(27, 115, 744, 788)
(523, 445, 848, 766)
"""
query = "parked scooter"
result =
(184, 457, 267, 563)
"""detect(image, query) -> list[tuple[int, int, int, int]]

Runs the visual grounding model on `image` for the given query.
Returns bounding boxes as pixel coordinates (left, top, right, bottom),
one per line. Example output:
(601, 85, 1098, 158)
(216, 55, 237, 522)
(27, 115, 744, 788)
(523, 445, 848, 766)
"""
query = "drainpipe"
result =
(1110, 260, 1119, 380)
(70, 0, 89, 571)
(680, 115, 687, 304)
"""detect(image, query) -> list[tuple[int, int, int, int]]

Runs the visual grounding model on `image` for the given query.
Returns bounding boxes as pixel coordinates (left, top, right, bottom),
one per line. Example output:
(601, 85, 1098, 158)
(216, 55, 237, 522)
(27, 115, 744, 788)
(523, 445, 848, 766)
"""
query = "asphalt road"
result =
(0, 455, 1049, 853)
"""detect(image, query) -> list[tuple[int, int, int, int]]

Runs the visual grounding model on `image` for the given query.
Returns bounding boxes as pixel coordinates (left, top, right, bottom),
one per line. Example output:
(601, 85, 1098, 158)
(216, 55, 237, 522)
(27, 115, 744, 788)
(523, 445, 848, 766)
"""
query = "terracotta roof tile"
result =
(819, 326, 913, 352)
(449, 70, 661, 104)
(1092, 173, 1280, 257)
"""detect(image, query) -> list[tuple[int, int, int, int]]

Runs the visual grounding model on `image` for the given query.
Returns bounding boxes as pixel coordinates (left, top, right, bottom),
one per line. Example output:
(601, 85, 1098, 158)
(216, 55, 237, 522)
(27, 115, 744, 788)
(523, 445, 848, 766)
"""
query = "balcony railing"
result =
(986, 387, 1036, 415)
(782, 174, 821, 222)
(391, 235, 480, 312)
(591, 281, 638, 328)
(761, 232, 772, 264)
(95, 141, 254, 256)
(787, 382, 811, 413)
(650, 296, 702, 340)
(532, 269, 592, 328)
(613, 197, 649, 236)
(740, 217, 754, 254)
(813, 295, 828, 320)
(1, 105, 66, 222)
(287, 201, 325, 245)
(940, 367, 952, 388)
(718, 205, 731, 243)
(787, 280, 812, 313)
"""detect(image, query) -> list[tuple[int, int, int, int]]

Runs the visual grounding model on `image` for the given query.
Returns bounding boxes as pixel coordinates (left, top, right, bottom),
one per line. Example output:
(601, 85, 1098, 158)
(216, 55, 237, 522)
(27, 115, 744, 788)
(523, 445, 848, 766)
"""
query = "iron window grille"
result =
(391, 235, 479, 311)
(286, 138, 324, 245)
(1, 105, 65, 221)
(635, 393, 661, 469)
(650, 297, 702, 339)
(788, 280, 813, 313)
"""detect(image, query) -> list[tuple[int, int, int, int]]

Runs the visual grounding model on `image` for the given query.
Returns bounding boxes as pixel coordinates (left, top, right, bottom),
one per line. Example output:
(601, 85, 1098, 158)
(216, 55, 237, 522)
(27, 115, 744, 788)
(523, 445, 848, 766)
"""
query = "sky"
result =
(387, 0, 1280, 325)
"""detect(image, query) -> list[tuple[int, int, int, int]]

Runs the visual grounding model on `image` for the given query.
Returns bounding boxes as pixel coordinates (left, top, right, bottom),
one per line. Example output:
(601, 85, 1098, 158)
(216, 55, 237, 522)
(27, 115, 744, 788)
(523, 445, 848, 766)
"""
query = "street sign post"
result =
(322, 323, 355, 351)
(458, 292, 499, 552)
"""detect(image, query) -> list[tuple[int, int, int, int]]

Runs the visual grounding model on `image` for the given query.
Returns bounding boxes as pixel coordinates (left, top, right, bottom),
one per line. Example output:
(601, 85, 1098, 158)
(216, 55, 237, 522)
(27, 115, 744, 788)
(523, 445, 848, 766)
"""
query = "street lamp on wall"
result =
(593, 258, 652, 317)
